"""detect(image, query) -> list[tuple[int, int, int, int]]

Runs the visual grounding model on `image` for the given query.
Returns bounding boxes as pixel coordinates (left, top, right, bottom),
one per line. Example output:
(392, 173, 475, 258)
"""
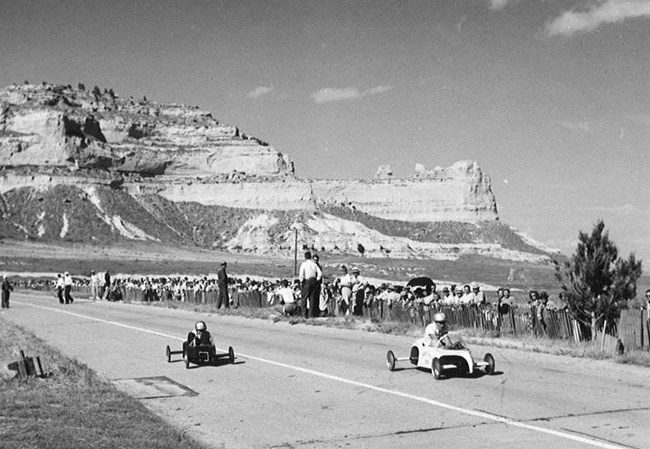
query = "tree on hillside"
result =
(92, 86, 101, 97)
(357, 243, 365, 257)
(555, 220, 642, 340)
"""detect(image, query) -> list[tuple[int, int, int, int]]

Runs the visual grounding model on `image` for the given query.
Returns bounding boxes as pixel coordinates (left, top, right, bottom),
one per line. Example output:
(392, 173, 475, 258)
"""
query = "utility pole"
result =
(293, 227, 298, 277)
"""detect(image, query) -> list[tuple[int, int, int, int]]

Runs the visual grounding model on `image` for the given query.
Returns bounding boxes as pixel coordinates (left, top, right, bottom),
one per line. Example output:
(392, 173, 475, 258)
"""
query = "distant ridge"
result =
(0, 82, 556, 262)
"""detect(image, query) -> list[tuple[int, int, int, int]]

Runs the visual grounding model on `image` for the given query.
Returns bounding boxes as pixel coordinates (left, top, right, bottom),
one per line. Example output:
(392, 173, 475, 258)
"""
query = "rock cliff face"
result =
(0, 83, 293, 176)
(0, 82, 549, 262)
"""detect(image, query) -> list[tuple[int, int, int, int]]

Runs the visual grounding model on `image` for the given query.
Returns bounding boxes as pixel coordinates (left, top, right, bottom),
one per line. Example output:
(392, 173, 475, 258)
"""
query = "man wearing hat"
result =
(471, 282, 486, 306)
(216, 262, 230, 309)
(1, 274, 13, 309)
(441, 286, 453, 305)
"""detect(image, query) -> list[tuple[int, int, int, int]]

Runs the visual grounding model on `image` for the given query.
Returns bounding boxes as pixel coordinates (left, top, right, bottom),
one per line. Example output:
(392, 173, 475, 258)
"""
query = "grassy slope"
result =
(0, 317, 208, 449)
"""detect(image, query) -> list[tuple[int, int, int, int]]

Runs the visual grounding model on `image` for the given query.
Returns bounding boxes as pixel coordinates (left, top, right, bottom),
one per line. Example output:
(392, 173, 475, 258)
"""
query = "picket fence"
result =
(26, 284, 650, 351)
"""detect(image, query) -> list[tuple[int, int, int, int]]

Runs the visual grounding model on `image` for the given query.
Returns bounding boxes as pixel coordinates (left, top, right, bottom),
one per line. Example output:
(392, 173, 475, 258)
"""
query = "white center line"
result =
(24, 301, 628, 449)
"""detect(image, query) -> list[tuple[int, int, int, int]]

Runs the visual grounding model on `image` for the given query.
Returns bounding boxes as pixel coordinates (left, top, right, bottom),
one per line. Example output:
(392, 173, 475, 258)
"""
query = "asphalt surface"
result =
(3, 292, 650, 449)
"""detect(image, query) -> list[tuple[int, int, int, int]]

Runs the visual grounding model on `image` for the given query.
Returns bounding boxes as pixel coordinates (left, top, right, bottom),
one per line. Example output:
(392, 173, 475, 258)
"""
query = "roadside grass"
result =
(147, 299, 650, 367)
(0, 317, 208, 449)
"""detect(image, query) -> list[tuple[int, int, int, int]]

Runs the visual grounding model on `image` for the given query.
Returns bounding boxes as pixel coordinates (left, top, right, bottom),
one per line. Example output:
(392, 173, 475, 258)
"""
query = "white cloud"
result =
(489, 0, 512, 10)
(310, 85, 393, 104)
(246, 86, 274, 99)
(546, 0, 650, 37)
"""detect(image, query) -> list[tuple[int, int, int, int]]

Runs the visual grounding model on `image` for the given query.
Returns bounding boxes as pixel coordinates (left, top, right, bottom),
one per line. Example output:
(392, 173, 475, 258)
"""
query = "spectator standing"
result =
(64, 272, 74, 304)
(1, 275, 13, 309)
(536, 291, 549, 334)
(335, 265, 353, 316)
(313, 255, 323, 312)
(497, 287, 510, 315)
(350, 268, 366, 316)
(55, 274, 64, 304)
(299, 251, 322, 318)
(103, 270, 111, 300)
(645, 289, 650, 315)
(454, 288, 464, 304)
(90, 271, 101, 300)
(441, 286, 452, 305)
(503, 288, 514, 308)
(460, 284, 475, 305)
(471, 282, 486, 306)
(216, 262, 230, 309)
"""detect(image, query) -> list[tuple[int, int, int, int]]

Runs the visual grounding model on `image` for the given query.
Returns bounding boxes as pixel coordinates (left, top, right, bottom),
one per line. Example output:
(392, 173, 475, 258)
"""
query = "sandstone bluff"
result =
(0, 82, 551, 262)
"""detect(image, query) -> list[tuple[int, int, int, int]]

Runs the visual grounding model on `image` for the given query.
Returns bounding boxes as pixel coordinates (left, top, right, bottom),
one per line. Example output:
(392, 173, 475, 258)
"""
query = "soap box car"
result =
(386, 333, 495, 379)
(166, 341, 235, 369)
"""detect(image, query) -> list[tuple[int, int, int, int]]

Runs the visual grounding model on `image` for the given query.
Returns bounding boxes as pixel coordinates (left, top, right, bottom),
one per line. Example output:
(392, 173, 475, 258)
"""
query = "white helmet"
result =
(195, 321, 207, 331)
(433, 312, 446, 323)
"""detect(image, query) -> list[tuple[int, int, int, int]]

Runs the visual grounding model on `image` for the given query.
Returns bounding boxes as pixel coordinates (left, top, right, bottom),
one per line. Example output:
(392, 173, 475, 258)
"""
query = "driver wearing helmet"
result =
(425, 312, 451, 347)
(187, 321, 214, 347)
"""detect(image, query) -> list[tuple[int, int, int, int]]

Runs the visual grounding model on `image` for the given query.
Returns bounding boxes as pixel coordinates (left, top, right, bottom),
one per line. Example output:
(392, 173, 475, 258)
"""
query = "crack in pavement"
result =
(530, 406, 650, 422)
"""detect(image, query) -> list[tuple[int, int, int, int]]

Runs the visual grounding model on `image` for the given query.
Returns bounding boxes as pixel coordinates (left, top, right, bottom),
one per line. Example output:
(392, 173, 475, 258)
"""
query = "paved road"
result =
(4, 292, 650, 449)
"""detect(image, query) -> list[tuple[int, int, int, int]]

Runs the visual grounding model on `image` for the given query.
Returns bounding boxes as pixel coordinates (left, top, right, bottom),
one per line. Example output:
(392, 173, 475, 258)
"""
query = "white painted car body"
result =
(386, 334, 495, 379)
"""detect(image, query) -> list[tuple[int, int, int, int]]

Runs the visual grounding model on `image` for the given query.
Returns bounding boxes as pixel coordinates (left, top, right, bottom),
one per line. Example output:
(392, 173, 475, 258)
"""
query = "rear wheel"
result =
(432, 358, 442, 380)
(386, 350, 396, 371)
(409, 347, 419, 365)
(484, 353, 495, 375)
(166, 345, 171, 363)
(228, 346, 235, 364)
(184, 350, 190, 369)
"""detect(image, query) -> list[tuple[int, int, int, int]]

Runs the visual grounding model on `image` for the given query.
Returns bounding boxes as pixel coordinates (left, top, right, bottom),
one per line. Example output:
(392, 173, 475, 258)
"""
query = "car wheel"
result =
(432, 358, 442, 379)
(386, 350, 396, 371)
(184, 351, 190, 369)
(228, 346, 235, 364)
(484, 353, 495, 375)
(409, 346, 419, 365)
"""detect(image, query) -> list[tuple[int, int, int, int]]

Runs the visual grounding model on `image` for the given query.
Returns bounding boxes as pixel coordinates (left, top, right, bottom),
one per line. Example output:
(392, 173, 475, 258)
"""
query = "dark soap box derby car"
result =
(166, 341, 235, 369)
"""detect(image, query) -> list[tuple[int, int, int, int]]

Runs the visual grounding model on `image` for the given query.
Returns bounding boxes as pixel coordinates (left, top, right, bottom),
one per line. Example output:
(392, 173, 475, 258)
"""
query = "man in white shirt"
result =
(471, 282, 486, 306)
(335, 265, 353, 316)
(275, 280, 298, 316)
(299, 251, 322, 318)
(64, 272, 74, 304)
(460, 284, 475, 305)
(90, 271, 100, 300)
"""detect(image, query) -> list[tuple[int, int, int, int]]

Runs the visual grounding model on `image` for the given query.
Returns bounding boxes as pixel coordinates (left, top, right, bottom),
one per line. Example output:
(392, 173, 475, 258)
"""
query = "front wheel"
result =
(228, 346, 235, 364)
(484, 353, 495, 375)
(184, 351, 190, 369)
(166, 345, 171, 363)
(432, 358, 443, 380)
(386, 350, 396, 371)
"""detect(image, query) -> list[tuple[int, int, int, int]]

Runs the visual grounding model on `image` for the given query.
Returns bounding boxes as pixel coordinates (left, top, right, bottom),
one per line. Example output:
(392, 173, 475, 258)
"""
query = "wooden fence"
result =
(21, 284, 649, 351)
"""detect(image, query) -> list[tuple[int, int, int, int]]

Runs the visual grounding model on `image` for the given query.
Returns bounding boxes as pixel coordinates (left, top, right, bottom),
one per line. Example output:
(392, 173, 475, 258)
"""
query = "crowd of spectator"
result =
(10, 260, 566, 323)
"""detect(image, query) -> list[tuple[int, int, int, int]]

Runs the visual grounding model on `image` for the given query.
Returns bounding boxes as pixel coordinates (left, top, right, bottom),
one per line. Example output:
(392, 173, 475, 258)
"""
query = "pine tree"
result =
(555, 220, 642, 340)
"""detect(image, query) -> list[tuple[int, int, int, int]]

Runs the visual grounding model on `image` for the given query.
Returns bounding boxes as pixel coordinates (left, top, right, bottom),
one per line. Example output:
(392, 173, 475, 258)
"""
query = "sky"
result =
(1, 0, 649, 265)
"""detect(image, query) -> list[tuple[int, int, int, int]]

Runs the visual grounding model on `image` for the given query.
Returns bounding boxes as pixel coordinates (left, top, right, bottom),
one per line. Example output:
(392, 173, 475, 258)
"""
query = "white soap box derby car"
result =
(386, 333, 495, 379)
